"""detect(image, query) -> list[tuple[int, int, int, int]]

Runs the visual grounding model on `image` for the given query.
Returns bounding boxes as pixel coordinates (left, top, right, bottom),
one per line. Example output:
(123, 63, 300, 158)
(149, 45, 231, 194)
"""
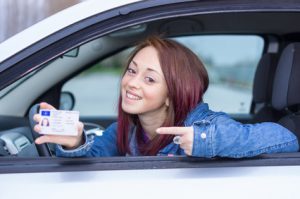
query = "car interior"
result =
(1, 10, 300, 158)
(250, 52, 281, 123)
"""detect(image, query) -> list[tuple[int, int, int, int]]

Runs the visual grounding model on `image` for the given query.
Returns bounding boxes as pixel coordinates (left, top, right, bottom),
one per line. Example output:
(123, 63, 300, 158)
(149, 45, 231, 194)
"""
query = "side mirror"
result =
(60, 91, 75, 110)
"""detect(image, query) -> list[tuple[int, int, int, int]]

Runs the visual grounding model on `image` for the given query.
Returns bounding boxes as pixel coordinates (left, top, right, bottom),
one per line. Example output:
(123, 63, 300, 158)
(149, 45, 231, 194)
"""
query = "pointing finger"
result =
(156, 127, 192, 135)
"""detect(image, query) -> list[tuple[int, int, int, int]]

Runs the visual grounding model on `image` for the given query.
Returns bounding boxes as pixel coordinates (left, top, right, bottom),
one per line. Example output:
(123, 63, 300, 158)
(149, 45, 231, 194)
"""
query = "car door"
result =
(1, 1, 300, 199)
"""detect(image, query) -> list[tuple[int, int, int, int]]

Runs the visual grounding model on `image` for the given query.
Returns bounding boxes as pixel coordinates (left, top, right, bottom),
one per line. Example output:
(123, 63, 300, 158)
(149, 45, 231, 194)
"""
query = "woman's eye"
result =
(145, 77, 155, 83)
(127, 67, 136, 74)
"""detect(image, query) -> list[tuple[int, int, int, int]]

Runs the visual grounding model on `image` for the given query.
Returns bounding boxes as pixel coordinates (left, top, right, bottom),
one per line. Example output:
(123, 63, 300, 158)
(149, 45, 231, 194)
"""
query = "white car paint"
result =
(0, 0, 140, 62)
(1, 166, 300, 199)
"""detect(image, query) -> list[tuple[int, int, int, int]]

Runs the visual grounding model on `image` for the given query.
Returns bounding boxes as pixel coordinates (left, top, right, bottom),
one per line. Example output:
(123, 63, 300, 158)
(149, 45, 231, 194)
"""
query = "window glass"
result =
(62, 49, 131, 116)
(175, 35, 264, 113)
(62, 35, 263, 116)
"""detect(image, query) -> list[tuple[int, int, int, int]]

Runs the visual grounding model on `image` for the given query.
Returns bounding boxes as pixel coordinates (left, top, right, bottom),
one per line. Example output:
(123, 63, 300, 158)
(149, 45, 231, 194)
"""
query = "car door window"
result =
(62, 35, 263, 116)
(62, 49, 131, 116)
(175, 36, 264, 114)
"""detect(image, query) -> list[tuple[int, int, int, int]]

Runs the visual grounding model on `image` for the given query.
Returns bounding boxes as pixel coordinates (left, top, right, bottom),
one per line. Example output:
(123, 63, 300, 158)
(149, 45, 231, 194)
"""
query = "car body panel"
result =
(1, 166, 300, 199)
(0, 154, 299, 198)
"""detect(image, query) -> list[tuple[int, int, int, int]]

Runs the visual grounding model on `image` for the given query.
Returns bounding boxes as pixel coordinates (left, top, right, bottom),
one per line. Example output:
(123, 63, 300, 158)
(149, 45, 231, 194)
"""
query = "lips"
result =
(126, 90, 142, 100)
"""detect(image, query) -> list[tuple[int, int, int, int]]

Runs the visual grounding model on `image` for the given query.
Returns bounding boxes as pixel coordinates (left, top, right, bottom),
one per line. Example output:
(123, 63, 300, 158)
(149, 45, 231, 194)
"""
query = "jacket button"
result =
(201, 132, 206, 139)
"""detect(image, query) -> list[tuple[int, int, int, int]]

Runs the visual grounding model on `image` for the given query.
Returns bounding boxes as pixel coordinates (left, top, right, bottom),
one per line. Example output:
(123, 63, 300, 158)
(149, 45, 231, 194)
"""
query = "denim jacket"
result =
(56, 103, 299, 158)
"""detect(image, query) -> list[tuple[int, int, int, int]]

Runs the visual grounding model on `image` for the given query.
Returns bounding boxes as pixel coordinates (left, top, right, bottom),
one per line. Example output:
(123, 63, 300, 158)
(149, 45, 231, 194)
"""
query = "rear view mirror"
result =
(60, 91, 75, 110)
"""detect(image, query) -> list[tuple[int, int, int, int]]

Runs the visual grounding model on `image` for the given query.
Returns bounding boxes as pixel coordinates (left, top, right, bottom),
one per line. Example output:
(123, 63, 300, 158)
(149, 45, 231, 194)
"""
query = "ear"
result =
(165, 98, 170, 107)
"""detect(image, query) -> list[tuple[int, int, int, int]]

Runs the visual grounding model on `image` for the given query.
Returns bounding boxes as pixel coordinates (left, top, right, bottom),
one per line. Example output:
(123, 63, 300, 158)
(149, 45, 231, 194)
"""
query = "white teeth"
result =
(126, 91, 141, 100)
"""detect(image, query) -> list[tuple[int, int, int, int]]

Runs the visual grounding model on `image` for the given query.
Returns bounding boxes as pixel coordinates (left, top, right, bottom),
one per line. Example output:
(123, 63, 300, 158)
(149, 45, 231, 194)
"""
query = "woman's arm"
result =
(56, 122, 120, 157)
(192, 114, 299, 158)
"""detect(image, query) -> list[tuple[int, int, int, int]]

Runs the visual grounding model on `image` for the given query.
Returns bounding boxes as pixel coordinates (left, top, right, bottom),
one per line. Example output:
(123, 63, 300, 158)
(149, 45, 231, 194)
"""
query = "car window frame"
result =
(1, 153, 300, 174)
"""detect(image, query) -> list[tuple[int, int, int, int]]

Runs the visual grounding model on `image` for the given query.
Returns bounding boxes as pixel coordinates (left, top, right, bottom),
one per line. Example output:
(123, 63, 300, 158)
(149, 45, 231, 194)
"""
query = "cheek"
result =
(144, 85, 168, 103)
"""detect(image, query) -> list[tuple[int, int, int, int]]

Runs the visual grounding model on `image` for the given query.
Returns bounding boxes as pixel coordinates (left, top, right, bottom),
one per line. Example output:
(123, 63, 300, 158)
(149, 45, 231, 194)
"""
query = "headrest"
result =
(272, 43, 300, 110)
(253, 53, 278, 103)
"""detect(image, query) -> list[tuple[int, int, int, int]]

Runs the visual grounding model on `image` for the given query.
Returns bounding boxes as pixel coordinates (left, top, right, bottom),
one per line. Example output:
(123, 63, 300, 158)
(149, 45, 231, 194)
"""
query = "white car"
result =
(0, 0, 300, 198)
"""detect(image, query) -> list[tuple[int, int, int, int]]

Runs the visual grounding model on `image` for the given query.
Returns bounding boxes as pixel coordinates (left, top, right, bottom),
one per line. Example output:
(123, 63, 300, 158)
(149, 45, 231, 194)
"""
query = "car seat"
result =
(251, 53, 282, 123)
(272, 42, 300, 142)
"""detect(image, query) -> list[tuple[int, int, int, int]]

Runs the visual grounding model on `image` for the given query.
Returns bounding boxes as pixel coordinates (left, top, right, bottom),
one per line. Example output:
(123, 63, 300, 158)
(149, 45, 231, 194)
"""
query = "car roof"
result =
(0, 0, 140, 63)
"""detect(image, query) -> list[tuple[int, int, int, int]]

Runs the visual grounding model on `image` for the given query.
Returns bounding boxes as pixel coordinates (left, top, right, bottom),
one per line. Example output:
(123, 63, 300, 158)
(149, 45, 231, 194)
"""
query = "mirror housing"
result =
(60, 91, 75, 110)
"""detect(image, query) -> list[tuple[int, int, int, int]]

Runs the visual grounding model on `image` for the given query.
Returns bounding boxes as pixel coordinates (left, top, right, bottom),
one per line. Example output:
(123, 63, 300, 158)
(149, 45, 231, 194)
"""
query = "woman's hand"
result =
(33, 102, 84, 150)
(156, 126, 194, 156)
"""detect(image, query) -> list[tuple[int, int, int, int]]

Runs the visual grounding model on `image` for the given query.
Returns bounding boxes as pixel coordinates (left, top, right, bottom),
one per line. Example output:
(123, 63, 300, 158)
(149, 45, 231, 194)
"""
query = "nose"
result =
(127, 75, 142, 89)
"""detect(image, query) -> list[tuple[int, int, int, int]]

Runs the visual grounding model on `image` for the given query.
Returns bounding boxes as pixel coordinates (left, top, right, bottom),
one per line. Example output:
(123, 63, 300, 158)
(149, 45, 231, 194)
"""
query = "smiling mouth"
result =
(126, 91, 142, 100)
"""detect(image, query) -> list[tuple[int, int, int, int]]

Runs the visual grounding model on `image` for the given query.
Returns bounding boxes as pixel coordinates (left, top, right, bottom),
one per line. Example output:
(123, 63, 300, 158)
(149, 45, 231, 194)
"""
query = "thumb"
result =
(40, 102, 56, 110)
(35, 135, 51, 145)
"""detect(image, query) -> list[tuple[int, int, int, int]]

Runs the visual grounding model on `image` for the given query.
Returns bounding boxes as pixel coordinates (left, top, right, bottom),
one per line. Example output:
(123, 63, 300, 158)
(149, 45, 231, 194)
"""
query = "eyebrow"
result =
(132, 60, 161, 75)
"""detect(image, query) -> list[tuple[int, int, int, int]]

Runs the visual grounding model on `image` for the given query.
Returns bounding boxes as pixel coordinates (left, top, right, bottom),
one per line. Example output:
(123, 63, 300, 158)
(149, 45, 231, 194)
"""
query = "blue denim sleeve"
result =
(56, 122, 120, 157)
(191, 114, 299, 158)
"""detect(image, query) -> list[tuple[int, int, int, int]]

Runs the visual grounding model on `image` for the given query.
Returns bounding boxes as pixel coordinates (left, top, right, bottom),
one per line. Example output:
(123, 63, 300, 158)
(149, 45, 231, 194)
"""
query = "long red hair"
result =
(117, 36, 209, 155)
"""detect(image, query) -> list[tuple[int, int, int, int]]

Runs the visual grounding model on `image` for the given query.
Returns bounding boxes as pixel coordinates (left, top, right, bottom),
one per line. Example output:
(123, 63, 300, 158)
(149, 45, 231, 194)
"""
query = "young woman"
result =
(33, 36, 299, 158)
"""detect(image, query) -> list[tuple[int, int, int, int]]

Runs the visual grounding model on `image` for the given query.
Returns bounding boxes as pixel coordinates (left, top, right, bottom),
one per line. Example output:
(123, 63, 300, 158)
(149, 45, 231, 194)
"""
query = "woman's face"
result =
(121, 46, 169, 117)
(42, 118, 48, 126)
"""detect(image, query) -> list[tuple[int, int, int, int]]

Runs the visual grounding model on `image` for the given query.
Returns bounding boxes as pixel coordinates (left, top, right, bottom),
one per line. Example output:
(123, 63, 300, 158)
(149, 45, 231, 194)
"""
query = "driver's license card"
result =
(39, 109, 79, 136)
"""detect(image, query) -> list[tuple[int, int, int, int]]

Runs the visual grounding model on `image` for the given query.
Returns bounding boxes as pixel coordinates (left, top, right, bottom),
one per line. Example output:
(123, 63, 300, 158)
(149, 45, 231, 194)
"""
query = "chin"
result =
(121, 102, 140, 114)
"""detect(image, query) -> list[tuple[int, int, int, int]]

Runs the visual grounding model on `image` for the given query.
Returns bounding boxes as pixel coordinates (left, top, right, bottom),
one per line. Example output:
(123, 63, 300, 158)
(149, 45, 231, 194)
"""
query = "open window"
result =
(62, 35, 264, 125)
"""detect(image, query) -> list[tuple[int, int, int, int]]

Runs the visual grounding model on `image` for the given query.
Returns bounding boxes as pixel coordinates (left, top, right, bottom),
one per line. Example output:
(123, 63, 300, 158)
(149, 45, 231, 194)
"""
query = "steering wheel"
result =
(28, 104, 52, 156)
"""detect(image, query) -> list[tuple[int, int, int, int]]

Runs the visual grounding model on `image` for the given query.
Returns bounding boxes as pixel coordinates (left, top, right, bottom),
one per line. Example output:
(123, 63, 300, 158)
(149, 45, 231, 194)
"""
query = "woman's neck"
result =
(138, 111, 166, 140)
